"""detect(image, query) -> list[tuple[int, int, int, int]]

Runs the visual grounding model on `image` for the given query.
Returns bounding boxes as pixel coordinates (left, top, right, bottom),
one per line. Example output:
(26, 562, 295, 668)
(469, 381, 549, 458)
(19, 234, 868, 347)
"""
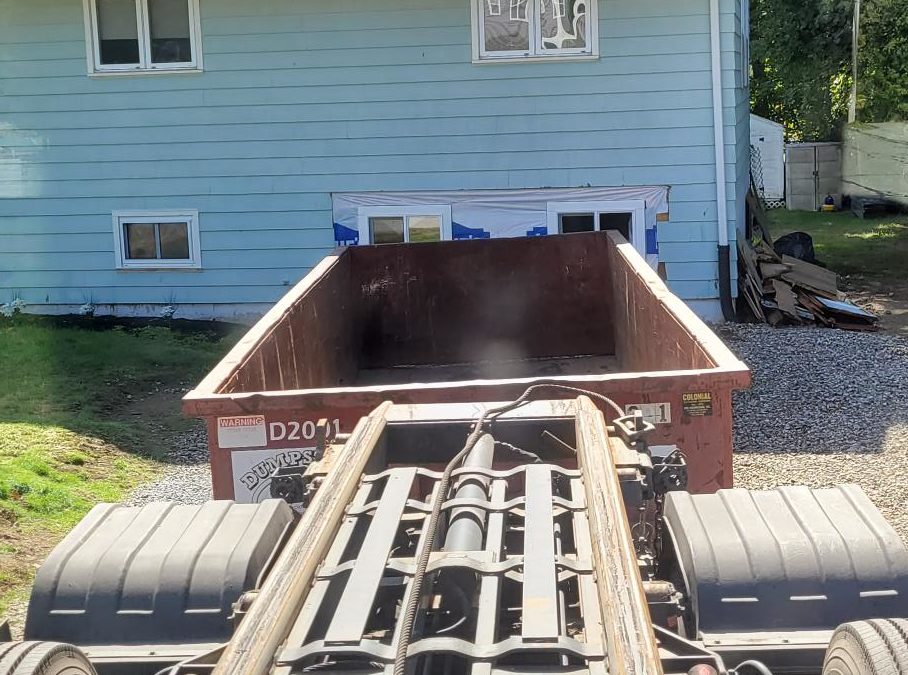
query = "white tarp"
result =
(332, 186, 669, 267)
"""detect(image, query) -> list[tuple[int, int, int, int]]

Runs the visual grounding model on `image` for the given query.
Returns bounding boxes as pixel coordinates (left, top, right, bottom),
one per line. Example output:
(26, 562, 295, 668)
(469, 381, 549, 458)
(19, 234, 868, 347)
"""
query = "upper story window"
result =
(83, 0, 202, 75)
(471, 0, 598, 62)
(112, 210, 202, 269)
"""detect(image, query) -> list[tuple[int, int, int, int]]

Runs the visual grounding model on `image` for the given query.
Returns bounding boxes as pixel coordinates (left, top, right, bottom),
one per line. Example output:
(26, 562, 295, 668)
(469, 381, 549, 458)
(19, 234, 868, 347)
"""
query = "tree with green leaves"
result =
(750, 0, 853, 141)
(857, 0, 908, 122)
(750, 0, 908, 138)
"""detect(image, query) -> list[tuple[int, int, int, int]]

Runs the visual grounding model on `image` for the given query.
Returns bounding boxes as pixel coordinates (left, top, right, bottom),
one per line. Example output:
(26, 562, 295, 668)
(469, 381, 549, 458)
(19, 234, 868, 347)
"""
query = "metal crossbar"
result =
(277, 464, 606, 675)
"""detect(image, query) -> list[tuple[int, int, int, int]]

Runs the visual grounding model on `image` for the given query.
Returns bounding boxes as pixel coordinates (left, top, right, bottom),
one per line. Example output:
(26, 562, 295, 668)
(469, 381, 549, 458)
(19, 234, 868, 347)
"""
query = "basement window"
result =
(83, 0, 202, 75)
(546, 200, 646, 255)
(357, 206, 453, 245)
(471, 0, 598, 62)
(113, 210, 201, 269)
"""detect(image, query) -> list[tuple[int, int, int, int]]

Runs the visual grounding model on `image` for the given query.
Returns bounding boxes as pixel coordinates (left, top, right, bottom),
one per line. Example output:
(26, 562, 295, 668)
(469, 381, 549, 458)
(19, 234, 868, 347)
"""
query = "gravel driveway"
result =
(125, 423, 212, 506)
(724, 323, 908, 542)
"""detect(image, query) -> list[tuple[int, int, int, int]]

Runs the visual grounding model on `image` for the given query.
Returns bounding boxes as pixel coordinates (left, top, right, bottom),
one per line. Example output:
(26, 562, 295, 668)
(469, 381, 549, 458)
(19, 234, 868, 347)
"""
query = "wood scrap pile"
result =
(738, 193, 879, 331)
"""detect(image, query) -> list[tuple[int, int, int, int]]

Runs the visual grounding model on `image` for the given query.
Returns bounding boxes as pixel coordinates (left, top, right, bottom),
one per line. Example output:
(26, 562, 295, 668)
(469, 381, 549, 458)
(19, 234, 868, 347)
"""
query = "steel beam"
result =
(521, 464, 559, 642)
(325, 468, 417, 645)
(574, 396, 663, 675)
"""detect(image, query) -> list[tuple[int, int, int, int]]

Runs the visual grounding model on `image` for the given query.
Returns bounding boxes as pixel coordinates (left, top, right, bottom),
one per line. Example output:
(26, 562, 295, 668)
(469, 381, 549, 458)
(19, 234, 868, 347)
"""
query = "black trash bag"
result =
(773, 231, 819, 264)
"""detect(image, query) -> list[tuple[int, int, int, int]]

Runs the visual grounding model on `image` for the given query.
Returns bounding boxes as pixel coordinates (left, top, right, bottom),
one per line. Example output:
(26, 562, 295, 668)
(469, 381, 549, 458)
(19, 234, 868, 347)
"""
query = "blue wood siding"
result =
(0, 0, 745, 313)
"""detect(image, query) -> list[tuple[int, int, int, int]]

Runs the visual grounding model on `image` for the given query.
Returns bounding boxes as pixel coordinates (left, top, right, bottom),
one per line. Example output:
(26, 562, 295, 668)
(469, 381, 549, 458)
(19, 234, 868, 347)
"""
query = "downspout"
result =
(709, 0, 735, 321)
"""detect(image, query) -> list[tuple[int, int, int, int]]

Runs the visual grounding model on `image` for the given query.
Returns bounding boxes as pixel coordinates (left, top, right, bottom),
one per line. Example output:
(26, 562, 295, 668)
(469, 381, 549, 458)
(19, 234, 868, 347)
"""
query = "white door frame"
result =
(545, 199, 647, 255)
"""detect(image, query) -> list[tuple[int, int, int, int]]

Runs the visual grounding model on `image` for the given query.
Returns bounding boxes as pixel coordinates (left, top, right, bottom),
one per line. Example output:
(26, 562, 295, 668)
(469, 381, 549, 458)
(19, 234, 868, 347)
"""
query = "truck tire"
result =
(0, 641, 96, 675)
(823, 619, 908, 675)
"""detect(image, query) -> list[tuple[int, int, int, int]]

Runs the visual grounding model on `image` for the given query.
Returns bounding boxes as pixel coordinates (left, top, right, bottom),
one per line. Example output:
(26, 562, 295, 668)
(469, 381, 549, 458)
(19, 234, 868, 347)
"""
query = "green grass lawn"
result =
(0, 316, 238, 618)
(767, 210, 908, 280)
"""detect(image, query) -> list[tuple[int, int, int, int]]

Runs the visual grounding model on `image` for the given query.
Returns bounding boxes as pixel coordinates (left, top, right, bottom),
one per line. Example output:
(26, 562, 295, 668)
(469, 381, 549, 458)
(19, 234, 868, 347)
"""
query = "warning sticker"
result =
(217, 415, 267, 449)
(625, 402, 672, 425)
(681, 392, 713, 417)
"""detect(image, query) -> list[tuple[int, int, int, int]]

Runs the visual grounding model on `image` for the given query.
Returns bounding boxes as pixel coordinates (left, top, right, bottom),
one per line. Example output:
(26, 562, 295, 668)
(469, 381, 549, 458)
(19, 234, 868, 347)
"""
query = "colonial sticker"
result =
(681, 392, 713, 417)
(217, 415, 267, 449)
(231, 447, 317, 506)
(624, 402, 672, 425)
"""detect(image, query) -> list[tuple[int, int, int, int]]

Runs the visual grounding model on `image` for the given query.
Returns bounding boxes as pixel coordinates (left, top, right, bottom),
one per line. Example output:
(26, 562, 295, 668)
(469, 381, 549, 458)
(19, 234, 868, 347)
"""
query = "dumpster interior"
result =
(347, 234, 619, 387)
(217, 233, 719, 395)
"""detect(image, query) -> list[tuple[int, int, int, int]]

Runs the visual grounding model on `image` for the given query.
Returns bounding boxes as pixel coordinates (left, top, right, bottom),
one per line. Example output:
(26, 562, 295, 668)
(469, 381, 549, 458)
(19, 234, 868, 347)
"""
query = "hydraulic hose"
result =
(732, 661, 774, 675)
(392, 383, 625, 675)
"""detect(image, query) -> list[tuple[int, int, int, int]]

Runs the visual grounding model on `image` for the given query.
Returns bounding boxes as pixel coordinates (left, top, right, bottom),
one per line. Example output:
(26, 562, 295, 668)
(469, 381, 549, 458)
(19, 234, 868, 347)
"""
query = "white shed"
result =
(750, 114, 785, 201)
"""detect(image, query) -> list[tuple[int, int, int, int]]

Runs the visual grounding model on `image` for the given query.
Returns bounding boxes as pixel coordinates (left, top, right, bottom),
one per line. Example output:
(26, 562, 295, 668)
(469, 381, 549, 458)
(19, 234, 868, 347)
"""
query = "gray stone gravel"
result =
(722, 322, 908, 542)
(125, 422, 212, 506)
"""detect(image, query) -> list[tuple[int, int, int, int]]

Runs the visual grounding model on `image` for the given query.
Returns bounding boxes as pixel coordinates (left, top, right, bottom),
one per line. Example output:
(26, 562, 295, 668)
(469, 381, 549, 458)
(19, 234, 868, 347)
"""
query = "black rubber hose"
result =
(732, 660, 774, 675)
(392, 383, 625, 675)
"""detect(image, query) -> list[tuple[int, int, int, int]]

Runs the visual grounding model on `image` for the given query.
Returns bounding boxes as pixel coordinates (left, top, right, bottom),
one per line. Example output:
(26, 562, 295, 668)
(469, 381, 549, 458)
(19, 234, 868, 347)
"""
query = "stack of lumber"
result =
(737, 238, 878, 330)
(738, 191, 878, 330)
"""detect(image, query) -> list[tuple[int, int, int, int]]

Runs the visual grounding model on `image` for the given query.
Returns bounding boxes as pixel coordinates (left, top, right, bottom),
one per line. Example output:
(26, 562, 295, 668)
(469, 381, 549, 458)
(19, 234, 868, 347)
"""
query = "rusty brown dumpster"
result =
(183, 231, 750, 501)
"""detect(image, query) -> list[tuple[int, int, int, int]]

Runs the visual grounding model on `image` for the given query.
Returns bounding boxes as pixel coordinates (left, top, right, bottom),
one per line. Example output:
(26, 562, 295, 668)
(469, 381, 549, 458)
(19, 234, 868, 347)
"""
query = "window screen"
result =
(483, 0, 530, 52)
(158, 222, 191, 258)
(97, 0, 140, 64)
(559, 213, 595, 234)
(598, 212, 632, 239)
(125, 222, 157, 259)
(124, 221, 191, 260)
(539, 0, 587, 51)
(407, 216, 442, 243)
(148, 0, 192, 63)
(370, 218, 405, 245)
(475, 0, 595, 59)
(558, 211, 633, 238)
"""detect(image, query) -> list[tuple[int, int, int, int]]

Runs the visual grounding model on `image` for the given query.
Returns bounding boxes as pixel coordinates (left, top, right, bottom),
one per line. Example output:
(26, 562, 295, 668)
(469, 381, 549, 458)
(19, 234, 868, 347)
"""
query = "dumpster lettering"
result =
(681, 392, 713, 417)
(269, 419, 341, 442)
(238, 449, 315, 489)
(625, 402, 671, 425)
(231, 447, 317, 504)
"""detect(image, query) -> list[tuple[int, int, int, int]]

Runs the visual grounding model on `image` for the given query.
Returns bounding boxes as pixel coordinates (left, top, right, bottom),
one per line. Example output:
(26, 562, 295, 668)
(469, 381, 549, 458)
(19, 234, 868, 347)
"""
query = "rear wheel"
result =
(823, 619, 908, 675)
(0, 641, 96, 675)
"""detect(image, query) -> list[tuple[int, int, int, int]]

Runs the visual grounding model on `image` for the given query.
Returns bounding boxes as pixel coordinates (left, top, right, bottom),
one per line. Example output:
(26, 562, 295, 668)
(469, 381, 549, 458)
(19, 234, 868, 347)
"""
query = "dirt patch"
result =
(0, 527, 54, 638)
(842, 276, 908, 336)
(116, 386, 196, 449)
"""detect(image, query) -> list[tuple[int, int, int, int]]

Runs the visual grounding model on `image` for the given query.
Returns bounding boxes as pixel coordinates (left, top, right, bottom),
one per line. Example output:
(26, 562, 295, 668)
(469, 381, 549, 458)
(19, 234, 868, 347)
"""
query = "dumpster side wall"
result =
(220, 254, 359, 393)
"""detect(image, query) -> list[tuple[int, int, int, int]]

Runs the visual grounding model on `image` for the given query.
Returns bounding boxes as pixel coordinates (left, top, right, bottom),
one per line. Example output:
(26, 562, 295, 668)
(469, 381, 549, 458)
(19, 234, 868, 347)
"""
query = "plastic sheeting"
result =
(332, 186, 669, 267)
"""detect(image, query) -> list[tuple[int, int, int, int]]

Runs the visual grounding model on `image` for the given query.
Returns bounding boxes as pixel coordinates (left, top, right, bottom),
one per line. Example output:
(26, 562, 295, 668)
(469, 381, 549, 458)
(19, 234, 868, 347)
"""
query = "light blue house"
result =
(1, 0, 750, 321)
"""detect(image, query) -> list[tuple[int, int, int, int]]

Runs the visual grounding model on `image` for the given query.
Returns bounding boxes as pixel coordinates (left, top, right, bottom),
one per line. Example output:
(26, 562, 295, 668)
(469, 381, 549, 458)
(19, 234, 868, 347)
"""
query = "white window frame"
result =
(112, 209, 202, 270)
(83, 0, 203, 76)
(545, 200, 646, 254)
(471, 0, 598, 63)
(357, 206, 453, 245)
